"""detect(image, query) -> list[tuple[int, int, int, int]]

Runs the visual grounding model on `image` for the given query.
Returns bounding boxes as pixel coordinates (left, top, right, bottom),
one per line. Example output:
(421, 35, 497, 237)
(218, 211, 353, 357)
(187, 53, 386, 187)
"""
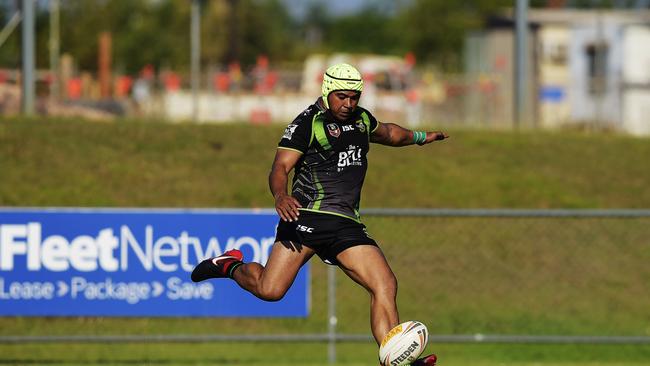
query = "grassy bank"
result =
(1, 117, 649, 208)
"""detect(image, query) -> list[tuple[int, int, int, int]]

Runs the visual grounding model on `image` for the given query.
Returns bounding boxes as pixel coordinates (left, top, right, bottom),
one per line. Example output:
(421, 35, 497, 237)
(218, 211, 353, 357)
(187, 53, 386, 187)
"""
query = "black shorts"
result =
(275, 210, 378, 265)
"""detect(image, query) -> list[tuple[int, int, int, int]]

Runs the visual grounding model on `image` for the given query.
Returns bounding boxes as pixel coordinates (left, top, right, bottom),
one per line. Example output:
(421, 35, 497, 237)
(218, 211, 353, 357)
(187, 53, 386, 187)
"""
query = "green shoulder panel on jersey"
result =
(360, 111, 371, 140)
(311, 170, 325, 210)
(312, 112, 332, 150)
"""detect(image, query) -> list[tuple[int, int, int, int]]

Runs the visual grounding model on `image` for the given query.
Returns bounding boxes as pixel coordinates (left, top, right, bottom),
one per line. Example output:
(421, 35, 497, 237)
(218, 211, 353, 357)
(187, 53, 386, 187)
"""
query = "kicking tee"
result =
(278, 99, 379, 221)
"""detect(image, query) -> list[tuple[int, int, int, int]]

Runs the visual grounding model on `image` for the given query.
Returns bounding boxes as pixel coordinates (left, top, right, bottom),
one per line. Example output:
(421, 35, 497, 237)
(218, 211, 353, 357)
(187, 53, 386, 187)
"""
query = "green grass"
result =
(2, 117, 650, 208)
(1, 342, 649, 365)
(1, 117, 650, 365)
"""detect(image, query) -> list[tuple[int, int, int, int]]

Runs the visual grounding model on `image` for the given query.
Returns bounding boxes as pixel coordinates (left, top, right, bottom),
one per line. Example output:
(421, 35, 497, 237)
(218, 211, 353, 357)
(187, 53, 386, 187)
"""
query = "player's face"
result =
(328, 91, 360, 121)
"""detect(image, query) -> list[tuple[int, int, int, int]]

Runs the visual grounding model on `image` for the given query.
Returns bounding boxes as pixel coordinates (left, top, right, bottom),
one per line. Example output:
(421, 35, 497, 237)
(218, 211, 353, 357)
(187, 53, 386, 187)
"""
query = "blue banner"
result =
(0, 208, 309, 317)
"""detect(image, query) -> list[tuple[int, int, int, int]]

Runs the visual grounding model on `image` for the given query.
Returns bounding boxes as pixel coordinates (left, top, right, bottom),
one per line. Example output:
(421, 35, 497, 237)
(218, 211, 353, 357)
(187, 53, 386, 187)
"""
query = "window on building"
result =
(585, 42, 608, 95)
(542, 42, 568, 65)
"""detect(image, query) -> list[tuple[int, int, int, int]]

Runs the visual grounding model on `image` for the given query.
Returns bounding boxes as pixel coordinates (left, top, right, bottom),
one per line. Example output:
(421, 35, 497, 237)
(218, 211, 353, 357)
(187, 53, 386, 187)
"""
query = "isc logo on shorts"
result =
(296, 225, 314, 233)
(363, 228, 372, 239)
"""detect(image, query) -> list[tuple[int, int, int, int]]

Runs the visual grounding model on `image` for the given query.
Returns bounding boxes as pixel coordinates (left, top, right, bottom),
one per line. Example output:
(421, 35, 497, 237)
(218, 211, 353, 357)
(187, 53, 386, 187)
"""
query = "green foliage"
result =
(237, 0, 297, 64)
(323, 7, 401, 55)
(4, 0, 648, 74)
(0, 5, 20, 68)
(298, 1, 513, 67)
(59, 0, 191, 73)
(52, 0, 297, 73)
(393, 0, 511, 69)
(0, 0, 517, 73)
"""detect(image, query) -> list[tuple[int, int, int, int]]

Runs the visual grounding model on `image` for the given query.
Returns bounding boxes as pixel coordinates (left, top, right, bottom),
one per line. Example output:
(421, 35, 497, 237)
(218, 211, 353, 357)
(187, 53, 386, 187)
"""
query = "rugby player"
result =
(192, 63, 447, 365)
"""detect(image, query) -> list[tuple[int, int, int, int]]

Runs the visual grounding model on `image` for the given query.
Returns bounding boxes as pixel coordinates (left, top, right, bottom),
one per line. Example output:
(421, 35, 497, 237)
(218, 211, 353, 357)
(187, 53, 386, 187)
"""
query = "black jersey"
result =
(278, 99, 379, 221)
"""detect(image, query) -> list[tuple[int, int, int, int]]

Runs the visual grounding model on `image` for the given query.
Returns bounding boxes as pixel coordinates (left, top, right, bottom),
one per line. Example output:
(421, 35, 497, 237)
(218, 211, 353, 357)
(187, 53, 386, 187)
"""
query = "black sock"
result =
(227, 261, 243, 279)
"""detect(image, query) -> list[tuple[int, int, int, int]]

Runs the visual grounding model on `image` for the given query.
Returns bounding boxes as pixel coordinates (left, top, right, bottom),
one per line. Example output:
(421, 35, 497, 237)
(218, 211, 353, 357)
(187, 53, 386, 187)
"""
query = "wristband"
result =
(413, 131, 427, 145)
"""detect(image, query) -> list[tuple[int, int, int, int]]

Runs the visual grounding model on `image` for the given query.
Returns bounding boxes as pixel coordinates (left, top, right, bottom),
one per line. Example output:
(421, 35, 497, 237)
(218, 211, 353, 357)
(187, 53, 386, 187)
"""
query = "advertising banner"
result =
(0, 208, 309, 317)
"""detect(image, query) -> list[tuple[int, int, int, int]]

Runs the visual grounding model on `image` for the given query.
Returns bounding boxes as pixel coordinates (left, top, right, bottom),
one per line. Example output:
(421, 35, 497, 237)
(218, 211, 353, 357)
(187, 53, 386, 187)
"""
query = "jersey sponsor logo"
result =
(342, 125, 354, 132)
(283, 124, 298, 140)
(327, 123, 340, 138)
(338, 146, 363, 169)
(355, 120, 366, 133)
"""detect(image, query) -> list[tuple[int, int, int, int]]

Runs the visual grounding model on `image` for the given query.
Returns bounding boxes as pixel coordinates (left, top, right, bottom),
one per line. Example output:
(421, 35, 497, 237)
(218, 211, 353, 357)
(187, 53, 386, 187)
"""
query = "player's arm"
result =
(370, 122, 449, 147)
(269, 148, 303, 222)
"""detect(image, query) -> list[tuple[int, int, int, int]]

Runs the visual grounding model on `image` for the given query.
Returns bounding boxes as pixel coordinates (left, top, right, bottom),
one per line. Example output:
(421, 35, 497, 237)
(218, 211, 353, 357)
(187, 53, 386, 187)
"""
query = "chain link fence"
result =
(316, 208, 650, 361)
(340, 209, 650, 334)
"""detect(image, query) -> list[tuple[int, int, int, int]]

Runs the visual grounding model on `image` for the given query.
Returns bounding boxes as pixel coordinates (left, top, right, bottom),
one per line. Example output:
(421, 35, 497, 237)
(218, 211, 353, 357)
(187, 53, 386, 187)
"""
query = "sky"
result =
(280, 0, 405, 20)
(281, 0, 370, 19)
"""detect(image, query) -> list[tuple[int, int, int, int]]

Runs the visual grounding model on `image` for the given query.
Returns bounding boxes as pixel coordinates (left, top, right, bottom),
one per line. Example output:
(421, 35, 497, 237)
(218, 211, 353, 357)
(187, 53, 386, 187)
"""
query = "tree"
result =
(226, 0, 296, 65)
(0, 4, 20, 68)
(395, 0, 510, 70)
(53, 0, 295, 74)
(58, 0, 192, 74)
(324, 6, 401, 55)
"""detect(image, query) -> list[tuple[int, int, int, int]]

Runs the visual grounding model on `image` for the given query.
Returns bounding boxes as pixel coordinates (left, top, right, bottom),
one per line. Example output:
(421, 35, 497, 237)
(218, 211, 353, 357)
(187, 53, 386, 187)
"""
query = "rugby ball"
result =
(379, 321, 428, 366)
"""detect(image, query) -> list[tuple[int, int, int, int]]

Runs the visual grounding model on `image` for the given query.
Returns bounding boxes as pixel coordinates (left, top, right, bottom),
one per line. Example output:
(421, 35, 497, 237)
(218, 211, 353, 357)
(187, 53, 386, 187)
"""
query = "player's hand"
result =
(424, 131, 449, 144)
(274, 193, 302, 222)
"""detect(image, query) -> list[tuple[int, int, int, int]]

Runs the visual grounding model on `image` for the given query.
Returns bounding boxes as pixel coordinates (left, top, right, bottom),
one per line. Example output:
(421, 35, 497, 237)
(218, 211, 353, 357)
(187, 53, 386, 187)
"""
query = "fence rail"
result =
(362, 208, 650, 217)
(1, 333, 650, 345)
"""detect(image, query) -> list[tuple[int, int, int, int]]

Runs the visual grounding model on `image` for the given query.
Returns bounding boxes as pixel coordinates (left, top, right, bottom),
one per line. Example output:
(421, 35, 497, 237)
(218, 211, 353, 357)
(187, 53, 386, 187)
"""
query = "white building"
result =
(467, 9, 650, 135)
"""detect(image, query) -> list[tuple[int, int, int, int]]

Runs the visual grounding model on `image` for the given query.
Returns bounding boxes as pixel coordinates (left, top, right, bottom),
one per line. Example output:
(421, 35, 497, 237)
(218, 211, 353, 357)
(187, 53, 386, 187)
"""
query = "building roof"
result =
(516, 8, 650, 25)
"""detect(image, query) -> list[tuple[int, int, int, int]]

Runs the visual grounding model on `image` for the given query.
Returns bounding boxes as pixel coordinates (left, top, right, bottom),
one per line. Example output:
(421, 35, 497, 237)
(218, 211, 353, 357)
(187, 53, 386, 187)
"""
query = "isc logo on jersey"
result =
(338, 147, 362, 169)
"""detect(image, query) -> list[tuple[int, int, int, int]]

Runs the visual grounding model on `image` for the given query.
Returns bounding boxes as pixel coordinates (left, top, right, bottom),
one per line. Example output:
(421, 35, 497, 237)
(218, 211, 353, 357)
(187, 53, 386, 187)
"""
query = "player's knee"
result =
(258, 285, 288, 302)
(374, 275, 398, 299)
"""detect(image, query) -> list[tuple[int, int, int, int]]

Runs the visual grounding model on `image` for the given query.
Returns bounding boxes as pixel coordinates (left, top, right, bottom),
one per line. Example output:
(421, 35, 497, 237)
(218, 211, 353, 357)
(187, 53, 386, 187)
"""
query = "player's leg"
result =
(335, 244, 399, 345)
(232, 240, 314, 301)
(192, 240, 315, 302)
(337, 245, 438, 366)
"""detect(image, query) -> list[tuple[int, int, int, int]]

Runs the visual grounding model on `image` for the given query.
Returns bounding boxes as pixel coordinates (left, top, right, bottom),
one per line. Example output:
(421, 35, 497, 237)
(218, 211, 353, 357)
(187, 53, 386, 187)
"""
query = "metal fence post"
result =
(514, 0, 529, 128)
(49, 0, 60, 100)
(190, 0, 201, 122)
(327, 265, 337, 364)
(21, 0, 35, 116)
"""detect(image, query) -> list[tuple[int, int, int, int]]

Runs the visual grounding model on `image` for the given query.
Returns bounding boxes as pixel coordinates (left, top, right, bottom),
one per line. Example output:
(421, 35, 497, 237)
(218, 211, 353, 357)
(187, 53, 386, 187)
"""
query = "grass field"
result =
(2, 117, 650, 208)
(1, 117, 649, 365)
(1, 342, 650, 365)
